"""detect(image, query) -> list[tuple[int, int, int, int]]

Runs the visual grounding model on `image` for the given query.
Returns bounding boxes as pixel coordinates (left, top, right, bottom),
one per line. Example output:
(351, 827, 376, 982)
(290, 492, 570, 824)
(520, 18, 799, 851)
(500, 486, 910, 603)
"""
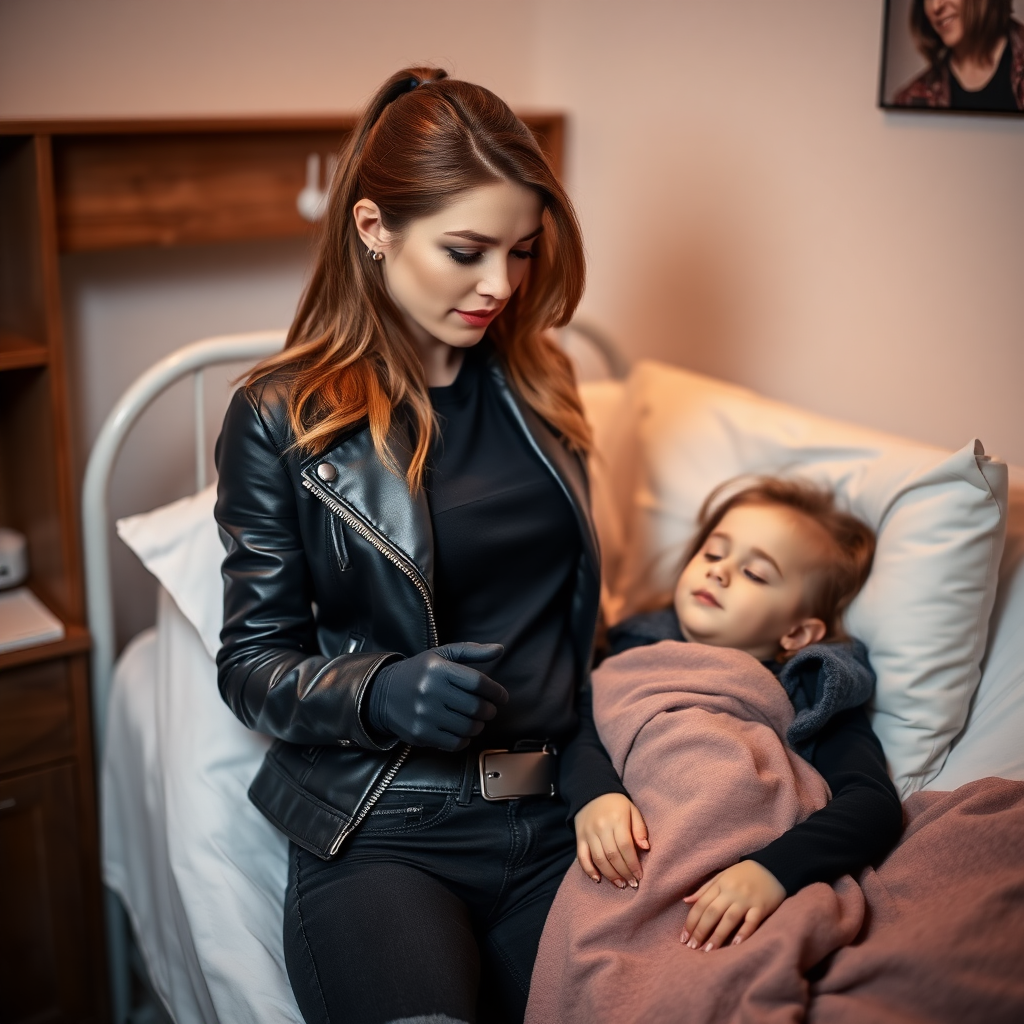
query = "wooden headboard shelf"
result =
(0, 114, 565, 253)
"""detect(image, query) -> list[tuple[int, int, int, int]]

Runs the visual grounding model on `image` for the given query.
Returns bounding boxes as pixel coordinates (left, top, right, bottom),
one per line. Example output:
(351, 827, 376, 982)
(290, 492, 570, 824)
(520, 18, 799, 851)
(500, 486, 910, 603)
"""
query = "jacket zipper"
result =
(329, 743, 412, 854)
(302, 476, 438, 647)
(302, 473, 438, 855)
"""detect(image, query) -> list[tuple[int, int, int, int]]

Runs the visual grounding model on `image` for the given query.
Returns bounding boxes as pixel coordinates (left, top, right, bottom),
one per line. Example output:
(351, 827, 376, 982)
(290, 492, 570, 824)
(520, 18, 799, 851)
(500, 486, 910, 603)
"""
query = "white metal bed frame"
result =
(81, 322, 626, 1023)
(83, 330, 286, 1024)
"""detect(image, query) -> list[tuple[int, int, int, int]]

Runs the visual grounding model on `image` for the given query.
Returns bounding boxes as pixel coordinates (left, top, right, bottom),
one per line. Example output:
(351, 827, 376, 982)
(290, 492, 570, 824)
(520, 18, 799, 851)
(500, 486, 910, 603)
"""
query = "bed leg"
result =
(106, 887, 132, 1024)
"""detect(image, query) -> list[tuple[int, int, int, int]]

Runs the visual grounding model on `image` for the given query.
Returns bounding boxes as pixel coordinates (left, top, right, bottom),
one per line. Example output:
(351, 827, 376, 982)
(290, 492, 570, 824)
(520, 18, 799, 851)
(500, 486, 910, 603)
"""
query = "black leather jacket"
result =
(214, 356, 601, 859)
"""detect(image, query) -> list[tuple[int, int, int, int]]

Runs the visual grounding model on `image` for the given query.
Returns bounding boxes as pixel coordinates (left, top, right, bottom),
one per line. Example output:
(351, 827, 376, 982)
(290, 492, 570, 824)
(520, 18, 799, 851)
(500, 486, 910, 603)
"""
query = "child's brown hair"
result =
(683, 477, 876, 644)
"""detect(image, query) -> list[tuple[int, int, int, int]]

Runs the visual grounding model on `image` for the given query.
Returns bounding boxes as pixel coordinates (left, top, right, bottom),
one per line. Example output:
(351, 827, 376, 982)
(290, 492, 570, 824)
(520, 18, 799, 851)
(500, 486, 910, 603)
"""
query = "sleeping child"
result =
(570, 477, 903, 954)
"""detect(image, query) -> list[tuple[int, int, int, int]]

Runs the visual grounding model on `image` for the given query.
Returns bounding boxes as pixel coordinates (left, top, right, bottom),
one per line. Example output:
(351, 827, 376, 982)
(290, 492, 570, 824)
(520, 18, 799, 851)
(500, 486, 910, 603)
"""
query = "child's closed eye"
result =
(743, 569, 767, 584)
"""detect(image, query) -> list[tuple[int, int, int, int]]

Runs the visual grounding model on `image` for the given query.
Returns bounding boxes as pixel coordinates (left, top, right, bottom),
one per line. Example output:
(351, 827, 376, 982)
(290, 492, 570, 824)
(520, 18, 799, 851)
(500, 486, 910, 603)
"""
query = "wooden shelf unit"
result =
(0, 111, 565, 1024)
(2, 113, 564, 255)
(0, 131, 103, 1024)
(0, 332, 50, 371)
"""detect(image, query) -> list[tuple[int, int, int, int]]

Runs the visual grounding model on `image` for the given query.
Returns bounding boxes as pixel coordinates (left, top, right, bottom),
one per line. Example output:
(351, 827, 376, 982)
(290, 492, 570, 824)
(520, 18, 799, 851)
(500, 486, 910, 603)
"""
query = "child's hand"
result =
(681, 860, 785, 951)
(574, 793, 649, 889)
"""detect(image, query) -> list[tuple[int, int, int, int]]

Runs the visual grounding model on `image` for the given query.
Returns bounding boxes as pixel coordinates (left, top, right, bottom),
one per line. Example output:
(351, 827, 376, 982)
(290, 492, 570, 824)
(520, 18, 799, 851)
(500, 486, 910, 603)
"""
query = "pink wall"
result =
(537, 1, 1023, 467)
(2, 0, 1021, 472)
(0, 1, 538, 116)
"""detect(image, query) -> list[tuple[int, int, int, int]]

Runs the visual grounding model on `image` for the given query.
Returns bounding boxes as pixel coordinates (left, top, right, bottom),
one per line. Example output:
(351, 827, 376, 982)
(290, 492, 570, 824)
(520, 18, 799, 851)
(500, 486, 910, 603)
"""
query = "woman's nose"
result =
(477, 258, 513, 301)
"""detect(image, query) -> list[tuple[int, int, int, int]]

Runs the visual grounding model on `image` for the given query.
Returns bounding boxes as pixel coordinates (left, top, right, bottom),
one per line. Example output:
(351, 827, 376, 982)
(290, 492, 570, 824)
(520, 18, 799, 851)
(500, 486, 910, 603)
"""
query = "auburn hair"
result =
(682, 477, 876, 644)
(909, 0, 1012, 66)
(247, 67, 590, 490)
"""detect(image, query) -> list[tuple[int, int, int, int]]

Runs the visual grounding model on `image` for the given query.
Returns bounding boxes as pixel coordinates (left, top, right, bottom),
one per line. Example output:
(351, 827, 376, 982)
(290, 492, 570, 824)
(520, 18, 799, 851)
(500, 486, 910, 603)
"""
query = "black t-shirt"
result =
(950, 39, 1017, 111)
(426, 342, 580, 744)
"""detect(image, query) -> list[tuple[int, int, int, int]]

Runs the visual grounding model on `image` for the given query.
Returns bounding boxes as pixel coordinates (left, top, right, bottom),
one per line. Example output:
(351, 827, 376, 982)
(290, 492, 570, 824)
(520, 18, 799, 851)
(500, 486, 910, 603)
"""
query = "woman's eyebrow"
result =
(443, 225, 544, 245)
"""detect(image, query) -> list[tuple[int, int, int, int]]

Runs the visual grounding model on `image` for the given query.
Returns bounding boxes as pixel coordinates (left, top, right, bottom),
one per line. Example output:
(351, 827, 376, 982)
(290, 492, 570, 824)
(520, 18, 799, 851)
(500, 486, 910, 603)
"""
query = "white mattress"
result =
(102, 508, 1024, 1022)
(102, 587, 301, 1024)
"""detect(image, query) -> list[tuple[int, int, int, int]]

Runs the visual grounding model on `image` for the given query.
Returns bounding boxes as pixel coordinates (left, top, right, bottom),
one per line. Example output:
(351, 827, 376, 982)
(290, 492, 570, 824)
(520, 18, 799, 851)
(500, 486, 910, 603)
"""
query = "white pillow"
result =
(116, 484, 224, 659)
(580, 362, 1007, 796)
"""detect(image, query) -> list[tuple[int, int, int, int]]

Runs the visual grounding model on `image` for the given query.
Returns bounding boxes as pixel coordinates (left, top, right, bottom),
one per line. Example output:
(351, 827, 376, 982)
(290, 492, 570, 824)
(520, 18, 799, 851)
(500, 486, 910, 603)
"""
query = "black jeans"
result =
(283, 775, 576, 1024)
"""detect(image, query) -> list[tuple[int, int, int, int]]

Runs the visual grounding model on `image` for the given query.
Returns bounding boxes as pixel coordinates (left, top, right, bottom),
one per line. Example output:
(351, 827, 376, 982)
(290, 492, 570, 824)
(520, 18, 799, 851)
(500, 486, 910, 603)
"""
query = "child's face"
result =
(674, 502, 830, 661)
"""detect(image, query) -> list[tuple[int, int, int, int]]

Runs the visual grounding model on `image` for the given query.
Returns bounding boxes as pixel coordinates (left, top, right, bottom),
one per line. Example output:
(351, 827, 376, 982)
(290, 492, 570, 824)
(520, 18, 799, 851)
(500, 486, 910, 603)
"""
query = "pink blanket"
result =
(528, 641, 863, 1023)
(810, 779, 1024, 1024)
(527, 642, 1024, 1024)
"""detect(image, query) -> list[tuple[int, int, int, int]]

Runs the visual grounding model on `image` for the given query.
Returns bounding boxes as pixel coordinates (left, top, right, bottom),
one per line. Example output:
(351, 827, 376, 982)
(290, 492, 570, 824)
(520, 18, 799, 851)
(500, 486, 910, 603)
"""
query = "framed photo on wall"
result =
(880, 0, 1024, 113)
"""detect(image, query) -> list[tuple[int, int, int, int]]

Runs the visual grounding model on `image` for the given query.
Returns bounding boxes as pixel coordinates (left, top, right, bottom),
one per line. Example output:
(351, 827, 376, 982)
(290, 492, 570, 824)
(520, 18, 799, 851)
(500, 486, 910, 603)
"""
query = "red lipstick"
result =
(456, 308, 498, 328)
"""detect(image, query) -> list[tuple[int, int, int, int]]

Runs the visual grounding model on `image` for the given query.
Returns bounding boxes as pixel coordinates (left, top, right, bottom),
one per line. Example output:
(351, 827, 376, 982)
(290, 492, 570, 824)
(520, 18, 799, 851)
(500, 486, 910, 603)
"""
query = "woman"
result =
(214, 68, 646, 1024)
(895, 0, 1024, 110)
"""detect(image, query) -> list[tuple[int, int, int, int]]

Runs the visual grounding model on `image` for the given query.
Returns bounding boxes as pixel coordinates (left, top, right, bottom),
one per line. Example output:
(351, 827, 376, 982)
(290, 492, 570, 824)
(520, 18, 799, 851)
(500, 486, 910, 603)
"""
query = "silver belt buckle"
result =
(478, 749, 556, 801)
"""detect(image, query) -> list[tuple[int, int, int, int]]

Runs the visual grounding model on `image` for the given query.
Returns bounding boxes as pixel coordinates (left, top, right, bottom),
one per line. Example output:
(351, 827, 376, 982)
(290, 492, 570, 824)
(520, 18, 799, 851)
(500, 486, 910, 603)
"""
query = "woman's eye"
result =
(446, 248, 483, 265)
(510, 248, 537, 261)
(743, 569, 767, 584)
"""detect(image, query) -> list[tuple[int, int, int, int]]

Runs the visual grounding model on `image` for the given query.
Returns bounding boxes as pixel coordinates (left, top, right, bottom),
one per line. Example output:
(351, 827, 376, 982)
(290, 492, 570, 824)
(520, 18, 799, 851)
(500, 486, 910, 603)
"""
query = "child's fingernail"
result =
(591, 875, 601, 883)
(639, 839, 650, 849)
(614, 879, 626, 889)
(703, 942, 714, 953)
(628, 879, 638, 889)
(687, 939, 698, 949)
(732, 936, 743, 946)
(681, 929, 690, 943)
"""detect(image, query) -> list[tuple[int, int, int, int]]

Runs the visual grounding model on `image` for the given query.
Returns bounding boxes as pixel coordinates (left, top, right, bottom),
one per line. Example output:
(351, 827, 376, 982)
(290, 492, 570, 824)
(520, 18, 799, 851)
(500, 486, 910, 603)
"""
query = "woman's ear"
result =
(352, 199, 391, 253)
(779, 617, 827, 654)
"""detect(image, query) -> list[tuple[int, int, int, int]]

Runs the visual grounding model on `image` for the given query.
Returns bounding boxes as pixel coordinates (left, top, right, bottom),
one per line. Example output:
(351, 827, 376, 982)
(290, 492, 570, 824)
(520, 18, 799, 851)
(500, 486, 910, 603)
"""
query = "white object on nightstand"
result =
(0, 586, 65, 653)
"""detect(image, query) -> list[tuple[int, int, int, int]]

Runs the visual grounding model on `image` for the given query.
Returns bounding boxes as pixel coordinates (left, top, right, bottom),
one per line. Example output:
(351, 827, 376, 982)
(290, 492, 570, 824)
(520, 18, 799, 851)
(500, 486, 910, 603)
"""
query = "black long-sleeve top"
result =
(604, 611, 903, 894)
(425, 342, 625, 816)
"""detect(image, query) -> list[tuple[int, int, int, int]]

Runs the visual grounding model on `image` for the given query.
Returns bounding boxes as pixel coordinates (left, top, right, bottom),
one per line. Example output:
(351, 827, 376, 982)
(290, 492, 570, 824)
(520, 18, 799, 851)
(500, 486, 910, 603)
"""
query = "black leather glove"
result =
(367, 642, 508, 751)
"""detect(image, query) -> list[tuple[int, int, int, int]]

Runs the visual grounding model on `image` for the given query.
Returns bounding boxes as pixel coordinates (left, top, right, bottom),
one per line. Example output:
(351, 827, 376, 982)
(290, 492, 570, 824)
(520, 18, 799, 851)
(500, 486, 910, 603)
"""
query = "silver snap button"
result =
(317, 462, 337, 482)
(338, 739, 353, 747)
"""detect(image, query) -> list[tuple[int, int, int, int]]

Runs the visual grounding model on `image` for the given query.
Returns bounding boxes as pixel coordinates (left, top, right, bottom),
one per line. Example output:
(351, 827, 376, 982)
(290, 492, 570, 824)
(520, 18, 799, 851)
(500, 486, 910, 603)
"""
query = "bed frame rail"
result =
(83, 330, 285, 753)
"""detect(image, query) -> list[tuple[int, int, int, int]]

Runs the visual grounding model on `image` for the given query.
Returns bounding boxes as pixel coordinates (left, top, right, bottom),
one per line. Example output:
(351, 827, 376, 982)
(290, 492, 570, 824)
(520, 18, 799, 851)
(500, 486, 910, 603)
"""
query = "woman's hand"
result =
(681, 860, 785, 951)
(574, 794, 649, 889)
(368, 642, 507, 750)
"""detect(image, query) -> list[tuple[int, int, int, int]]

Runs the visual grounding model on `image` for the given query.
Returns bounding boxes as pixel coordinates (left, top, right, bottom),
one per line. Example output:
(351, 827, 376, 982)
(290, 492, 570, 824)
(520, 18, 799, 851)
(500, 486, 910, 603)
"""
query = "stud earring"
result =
(367, 247, 384, 262)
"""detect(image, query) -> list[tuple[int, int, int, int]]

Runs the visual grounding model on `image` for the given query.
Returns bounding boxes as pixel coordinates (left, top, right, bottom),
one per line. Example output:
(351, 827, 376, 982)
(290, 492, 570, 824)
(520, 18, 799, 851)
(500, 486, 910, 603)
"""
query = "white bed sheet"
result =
(102, 586, 301, 1024)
